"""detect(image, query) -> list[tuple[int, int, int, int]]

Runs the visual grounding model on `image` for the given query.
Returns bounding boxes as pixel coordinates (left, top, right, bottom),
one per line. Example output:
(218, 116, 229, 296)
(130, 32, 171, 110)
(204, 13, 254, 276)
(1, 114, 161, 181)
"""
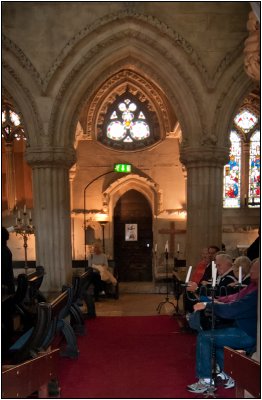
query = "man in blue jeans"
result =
(187, 259, 259, 394)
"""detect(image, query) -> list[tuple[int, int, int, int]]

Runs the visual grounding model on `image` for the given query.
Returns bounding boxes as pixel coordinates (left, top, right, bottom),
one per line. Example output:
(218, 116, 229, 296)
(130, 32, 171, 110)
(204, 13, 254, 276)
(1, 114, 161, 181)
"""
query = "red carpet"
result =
(58, 316, 235, 398)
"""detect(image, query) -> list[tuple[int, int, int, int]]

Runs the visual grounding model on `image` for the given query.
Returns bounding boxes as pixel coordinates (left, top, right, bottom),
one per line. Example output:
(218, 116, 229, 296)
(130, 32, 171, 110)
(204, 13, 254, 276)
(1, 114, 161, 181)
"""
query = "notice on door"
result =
(125, 224, 138, 241)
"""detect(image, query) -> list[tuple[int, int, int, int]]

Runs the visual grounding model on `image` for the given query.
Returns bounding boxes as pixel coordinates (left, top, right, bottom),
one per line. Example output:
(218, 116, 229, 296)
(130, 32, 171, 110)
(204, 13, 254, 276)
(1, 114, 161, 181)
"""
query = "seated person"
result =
(183, 245, 219, 313)
(187, 258, 259, 394)
(185, 252, 237, 313)
(217, 258, 258, 304)
(88, 242, 117, 298)
(191, 248, 209, 284)
(227, 255, 251, 289)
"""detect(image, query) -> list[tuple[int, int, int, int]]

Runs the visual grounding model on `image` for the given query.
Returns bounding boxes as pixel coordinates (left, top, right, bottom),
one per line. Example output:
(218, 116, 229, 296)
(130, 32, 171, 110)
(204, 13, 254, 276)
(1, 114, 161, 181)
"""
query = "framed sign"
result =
(125, 224, 138, 241)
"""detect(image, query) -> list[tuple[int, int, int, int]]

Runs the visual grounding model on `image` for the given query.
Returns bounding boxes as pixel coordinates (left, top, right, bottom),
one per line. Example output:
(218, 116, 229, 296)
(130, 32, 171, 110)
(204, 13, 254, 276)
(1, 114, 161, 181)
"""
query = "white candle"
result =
(177, 243, 180, 252)
(212, 261, 216, 279)
(155, 243, 158, 253)
(29, 211, 32, 220)
(238, 266, 242, 284)
(165, 240, 169, 253)
(185, 266, 192, 283)
(212, 267, 217, 287)
(24, 204, 26, 214)
(18, 210, 21, 219)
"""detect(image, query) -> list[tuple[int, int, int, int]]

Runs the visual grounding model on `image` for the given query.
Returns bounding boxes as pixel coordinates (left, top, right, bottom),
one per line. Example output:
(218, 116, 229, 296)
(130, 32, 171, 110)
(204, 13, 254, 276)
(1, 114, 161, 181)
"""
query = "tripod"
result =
(156, 250, 175, 314)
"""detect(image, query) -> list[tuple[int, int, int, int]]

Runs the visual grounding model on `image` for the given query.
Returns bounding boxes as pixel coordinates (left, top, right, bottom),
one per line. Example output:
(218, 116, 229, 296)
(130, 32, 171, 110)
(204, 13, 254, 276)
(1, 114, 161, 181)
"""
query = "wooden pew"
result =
(224, 346, 261, 398)
(8, 287, 79, 364)
(13, 267, 46, 331)
(2, 348, 60, 399)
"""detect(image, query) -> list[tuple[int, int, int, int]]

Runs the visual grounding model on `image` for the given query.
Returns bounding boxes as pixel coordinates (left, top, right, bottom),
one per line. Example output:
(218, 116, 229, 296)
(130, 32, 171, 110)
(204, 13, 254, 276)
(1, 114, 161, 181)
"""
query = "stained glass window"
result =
(248, 130, 260, 207)
(106, 98, 150, 142)
(2, 105, 25, 142)
(223, 131, 241, 208)
(98, 91, 159, 151)
(234, 110, 258, 132)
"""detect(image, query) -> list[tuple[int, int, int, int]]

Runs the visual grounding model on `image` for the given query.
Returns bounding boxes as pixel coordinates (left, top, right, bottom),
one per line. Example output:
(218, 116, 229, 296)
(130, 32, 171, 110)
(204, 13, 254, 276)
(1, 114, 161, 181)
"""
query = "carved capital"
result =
(25, 146, 76, 168)
(180, 146, 229, 168)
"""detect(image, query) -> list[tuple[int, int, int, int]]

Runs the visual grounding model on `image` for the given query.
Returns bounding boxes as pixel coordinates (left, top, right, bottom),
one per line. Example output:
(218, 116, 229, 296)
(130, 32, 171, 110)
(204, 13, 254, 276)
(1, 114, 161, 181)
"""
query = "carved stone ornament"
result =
(244, 11, 260, 82)
(25, 146, 76, 168)
(180, 146, 229, 168)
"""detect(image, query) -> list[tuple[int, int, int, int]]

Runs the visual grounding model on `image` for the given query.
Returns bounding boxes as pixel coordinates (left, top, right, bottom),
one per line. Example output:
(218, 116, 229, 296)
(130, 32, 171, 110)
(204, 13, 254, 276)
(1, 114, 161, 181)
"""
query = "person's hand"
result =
(193, 302, 207, 311)
(186, 281, 198, 292)
(200, 280, 210, 286)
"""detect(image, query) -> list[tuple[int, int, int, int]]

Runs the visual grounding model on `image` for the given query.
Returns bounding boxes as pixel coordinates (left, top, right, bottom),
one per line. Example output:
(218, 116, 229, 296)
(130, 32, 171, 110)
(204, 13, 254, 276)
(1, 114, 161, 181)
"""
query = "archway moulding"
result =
(2, 63, 44, 146)
(3, 10, 244, 93)
(102, 173, 161, 217)
(84, 69, 175, 143)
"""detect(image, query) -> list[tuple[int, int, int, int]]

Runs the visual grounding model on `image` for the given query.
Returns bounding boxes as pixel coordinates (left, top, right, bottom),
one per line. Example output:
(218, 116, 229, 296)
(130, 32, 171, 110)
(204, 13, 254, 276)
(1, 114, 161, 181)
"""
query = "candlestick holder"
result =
(156, 251, 176, 314)
(14, 208, 35, 274)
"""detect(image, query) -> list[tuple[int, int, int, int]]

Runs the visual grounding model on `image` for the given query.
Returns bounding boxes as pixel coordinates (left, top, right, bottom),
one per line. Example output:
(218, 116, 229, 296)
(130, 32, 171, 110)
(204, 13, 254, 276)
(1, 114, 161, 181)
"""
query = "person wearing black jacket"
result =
(2, 226, 15, 294)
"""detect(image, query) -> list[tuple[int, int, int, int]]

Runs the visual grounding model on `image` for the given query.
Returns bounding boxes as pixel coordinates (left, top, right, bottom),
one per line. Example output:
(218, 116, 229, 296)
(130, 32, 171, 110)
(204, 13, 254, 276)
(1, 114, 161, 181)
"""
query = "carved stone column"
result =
(25, 147, 76, 292)
(180, 146, 229, 268)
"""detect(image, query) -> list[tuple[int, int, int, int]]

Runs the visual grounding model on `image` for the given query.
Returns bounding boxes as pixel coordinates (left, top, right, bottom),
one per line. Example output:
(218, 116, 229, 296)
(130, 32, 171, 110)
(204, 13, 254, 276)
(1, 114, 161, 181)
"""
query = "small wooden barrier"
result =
(224, 346, 261, 398)
(2, 348, 60, 398)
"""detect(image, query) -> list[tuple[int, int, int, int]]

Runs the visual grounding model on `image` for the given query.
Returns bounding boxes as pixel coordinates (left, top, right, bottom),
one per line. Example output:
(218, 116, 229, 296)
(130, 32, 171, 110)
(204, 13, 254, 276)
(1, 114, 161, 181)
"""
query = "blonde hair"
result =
(233, 256, 252, 276)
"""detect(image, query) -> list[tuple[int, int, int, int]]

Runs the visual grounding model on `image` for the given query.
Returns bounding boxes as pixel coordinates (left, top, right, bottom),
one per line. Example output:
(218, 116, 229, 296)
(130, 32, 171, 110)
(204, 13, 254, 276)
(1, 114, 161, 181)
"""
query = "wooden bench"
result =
(13, 267, 46, 331)
(71, 269, 96, 334)
(2, 348, 60, 398)
(224, 346, 261, 398)
(7, 287, 79, 364)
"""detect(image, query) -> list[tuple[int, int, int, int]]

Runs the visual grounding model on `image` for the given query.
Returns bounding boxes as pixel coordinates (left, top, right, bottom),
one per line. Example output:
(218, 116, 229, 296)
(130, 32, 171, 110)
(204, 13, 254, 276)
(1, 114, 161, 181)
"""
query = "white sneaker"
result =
(187, 379, 216, 393)
(224, 376, 235, 389)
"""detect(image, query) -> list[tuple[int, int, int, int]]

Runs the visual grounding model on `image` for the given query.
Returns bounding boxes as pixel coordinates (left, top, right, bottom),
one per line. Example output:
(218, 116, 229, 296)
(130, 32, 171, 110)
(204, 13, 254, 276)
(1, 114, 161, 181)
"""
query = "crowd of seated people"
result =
(185, 256, 259, 394)
(184, 249, 240, 314)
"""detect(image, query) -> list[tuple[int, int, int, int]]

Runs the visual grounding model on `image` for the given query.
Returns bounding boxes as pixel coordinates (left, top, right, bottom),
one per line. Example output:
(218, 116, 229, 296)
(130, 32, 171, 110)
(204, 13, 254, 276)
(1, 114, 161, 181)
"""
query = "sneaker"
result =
(217, 371, 228, 382)
(224, 376, 235, 389)
(187, 379, 216, 393)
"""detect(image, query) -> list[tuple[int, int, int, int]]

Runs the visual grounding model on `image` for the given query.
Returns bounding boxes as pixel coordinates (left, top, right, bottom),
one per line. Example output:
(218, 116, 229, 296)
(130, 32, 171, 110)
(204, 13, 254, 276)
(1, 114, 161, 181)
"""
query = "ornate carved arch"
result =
(102, 173, 161, 218)
(84, 69, 174, 148)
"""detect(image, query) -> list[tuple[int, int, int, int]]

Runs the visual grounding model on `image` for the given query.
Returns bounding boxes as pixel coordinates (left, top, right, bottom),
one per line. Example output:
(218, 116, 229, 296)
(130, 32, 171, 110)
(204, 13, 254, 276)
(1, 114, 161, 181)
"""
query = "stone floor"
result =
(94, 281, 184, 317)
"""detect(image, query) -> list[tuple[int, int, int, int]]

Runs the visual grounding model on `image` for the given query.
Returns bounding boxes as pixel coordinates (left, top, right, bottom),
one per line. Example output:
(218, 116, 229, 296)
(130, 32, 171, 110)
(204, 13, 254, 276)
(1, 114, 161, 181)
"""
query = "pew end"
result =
(224, 346, 261, 398)
(2, 348, 60, 398)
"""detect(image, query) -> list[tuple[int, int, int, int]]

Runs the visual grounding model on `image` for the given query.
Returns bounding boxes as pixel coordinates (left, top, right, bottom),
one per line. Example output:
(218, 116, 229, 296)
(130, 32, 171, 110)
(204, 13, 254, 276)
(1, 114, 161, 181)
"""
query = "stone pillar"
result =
(4, 142, 17, 211)
(26, 147, 76, 293)
(242, 141, 250, 207)
(180, 147, 228, 268)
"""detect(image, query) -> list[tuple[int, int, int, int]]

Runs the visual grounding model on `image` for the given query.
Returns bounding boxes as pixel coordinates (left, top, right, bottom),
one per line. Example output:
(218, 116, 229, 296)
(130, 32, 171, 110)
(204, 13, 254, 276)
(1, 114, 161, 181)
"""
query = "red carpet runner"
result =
(58, 316, 235, 398)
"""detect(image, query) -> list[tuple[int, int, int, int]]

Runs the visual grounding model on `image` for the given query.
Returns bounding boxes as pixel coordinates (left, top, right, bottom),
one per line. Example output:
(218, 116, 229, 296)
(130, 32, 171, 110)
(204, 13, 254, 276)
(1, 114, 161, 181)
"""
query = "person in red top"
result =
(191, 248, 209, 283)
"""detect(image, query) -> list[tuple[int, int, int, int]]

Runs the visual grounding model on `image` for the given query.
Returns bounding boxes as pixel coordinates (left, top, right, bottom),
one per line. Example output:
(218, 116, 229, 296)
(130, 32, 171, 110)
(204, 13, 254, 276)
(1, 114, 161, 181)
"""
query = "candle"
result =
(155, 243, 158, 253)
(238, 266, 242, 284)
(212, 267, 217, 287)
(165, 240, 169, 253)
(15, 218, 18, 225)
(177, 243, 180, 252)
(29, 211, 32, 220)
(185, 266, 192, 283)
(18, 210, 21, 219)
(24, 204, 27, 214)
(212, 261, 216, 279)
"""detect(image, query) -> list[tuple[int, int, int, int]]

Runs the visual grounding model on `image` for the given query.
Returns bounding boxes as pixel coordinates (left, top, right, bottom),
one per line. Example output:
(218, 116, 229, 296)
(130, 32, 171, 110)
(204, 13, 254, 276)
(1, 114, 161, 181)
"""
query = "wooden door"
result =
(114, 190, 153, 281)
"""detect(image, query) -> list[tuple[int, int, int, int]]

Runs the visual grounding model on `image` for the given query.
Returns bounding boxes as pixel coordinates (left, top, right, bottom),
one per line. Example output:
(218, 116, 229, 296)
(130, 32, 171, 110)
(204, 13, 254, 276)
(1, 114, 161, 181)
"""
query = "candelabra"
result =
(14, 206, 35, 274)
(156, 249, 176, 314)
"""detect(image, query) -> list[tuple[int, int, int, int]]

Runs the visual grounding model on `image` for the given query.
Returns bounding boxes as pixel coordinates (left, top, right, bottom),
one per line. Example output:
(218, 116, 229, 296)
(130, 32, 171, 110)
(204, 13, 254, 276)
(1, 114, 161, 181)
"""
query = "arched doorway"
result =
(114, 189, 153, 281)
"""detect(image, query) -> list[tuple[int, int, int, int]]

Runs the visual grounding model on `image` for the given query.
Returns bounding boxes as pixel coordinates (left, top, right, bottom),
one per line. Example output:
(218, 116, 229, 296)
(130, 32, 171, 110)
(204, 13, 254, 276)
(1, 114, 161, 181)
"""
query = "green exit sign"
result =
(114, 163, 132, 173)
